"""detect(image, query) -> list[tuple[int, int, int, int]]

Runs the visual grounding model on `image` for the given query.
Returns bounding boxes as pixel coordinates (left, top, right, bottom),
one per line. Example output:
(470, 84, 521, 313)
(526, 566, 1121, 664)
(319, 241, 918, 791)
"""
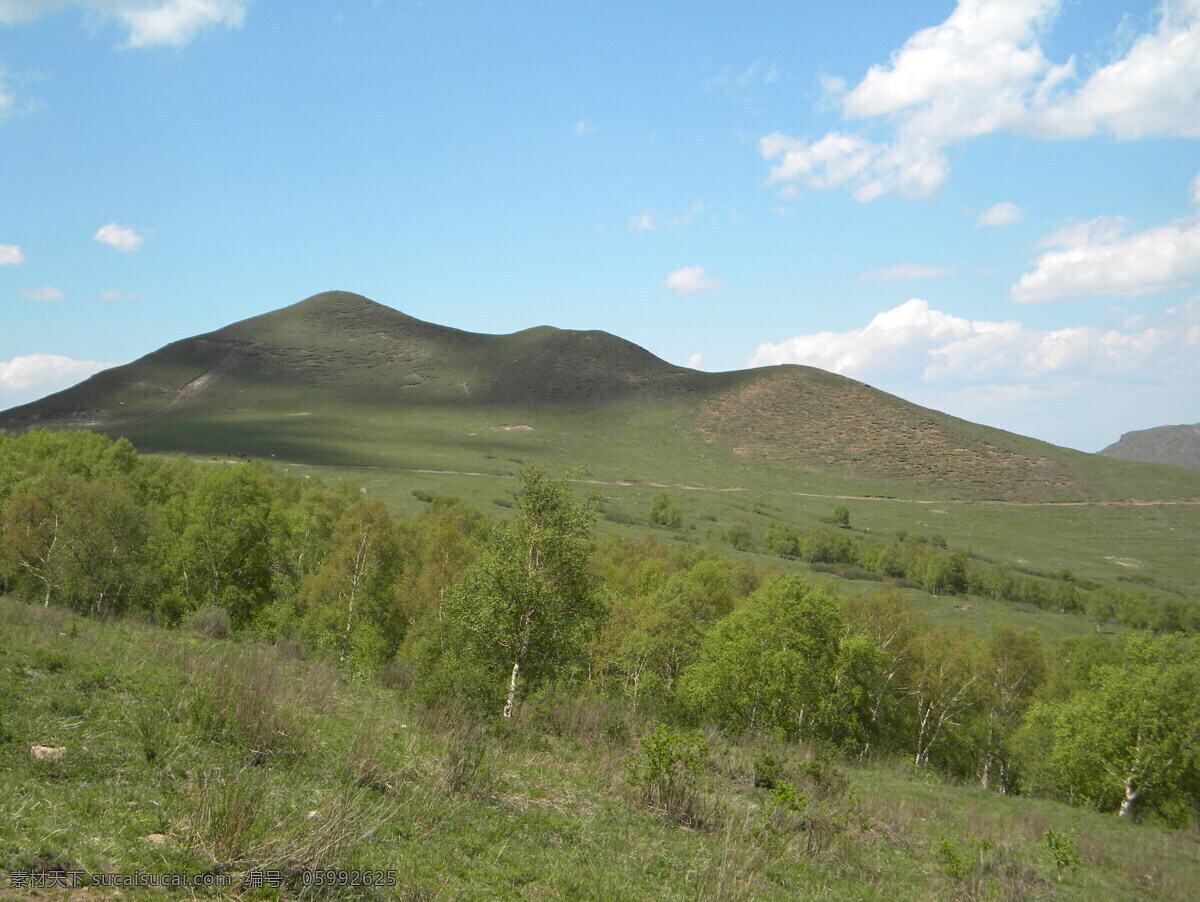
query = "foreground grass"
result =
(1, 597, 1197, 900)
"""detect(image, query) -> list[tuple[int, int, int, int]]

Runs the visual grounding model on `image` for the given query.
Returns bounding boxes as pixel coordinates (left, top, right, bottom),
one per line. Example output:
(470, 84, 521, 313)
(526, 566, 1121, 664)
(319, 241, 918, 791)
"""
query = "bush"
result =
(1042, 827, 1082, 879)
(649, 492, 683, 529)
(722, 521, 755, 552)
(187, 604, 231, 639)
(625, 723, 709, 825)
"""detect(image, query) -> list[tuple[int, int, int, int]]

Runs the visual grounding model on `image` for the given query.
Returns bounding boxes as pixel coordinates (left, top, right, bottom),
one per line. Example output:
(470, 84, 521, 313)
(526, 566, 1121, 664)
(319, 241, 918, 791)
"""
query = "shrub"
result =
(722, 521, 755, 552)
(1043, 826, 1082, 878)
(625, 723, 709, 825)
(186, 604, 231, 639)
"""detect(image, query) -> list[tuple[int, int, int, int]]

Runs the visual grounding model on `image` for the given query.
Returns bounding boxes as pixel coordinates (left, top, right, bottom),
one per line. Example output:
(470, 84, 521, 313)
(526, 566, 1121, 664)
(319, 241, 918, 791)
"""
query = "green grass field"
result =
(2, 597, 1197, 901)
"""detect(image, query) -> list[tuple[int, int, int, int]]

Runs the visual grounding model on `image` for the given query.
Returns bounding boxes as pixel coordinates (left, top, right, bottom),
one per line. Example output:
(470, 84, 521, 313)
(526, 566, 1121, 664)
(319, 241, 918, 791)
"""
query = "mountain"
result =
(4, 291, 1199, 503)
(1100, 424, 1200, 470)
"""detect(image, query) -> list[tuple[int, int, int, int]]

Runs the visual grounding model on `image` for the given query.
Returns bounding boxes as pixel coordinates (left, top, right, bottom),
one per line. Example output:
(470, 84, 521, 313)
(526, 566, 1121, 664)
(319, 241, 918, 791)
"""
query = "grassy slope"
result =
(2, 597, 1197, 902)
(4, 288, 1196, 631)
(4, 291, 1200, 505)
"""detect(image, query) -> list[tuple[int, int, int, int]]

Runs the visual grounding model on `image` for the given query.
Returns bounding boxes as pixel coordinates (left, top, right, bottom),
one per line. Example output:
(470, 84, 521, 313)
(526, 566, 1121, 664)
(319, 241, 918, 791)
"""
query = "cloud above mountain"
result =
(762, 0, 1200, 201)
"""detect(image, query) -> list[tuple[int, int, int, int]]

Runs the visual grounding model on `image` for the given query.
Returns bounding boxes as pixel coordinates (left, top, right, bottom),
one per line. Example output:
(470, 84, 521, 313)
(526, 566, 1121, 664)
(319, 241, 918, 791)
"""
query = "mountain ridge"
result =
(1100, 423, 1200, 470)
(3, 291, 1199, 503)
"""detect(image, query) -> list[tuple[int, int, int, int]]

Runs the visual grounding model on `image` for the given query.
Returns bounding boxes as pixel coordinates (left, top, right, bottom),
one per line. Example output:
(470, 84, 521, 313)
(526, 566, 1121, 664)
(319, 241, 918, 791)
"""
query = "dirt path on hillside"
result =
(398, 467, 1200, 507)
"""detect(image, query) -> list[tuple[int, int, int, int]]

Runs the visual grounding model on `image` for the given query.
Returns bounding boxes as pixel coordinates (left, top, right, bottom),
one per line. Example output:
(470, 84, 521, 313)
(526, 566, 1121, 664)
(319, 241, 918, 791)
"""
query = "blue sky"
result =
(1, 0, 1198, 452)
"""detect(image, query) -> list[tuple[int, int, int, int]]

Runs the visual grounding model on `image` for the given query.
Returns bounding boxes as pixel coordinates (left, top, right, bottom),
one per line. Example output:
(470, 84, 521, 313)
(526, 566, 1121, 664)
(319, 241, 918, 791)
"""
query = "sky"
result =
(1, 0, 1199, 453)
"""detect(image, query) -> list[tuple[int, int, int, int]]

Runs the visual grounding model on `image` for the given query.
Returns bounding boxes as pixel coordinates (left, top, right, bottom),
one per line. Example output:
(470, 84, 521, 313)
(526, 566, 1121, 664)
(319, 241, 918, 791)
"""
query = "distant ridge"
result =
(4, 291, 1200, 503)
(1100, 424, 1200, 470)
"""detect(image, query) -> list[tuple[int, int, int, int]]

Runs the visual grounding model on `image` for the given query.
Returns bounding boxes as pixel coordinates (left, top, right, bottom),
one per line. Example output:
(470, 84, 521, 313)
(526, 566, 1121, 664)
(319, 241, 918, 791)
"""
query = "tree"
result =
(1019, 633, 1200, 820)
(681, 576, 848, 742)
(296, 498, 401, 672)
(907, 628, 981, 767)
(974, 625, 1044, 792)
(167, 465, 276, 626)
(722, 520, 755, 551)
(763, 522, 800, 558)
(440, 466, 604, 717)
(648, 492, 682, 529)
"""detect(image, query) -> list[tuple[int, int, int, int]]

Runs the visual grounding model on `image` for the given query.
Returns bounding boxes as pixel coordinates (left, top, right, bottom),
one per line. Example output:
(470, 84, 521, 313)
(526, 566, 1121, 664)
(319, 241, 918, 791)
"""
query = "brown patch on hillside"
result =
(698, 370, 1078, 497)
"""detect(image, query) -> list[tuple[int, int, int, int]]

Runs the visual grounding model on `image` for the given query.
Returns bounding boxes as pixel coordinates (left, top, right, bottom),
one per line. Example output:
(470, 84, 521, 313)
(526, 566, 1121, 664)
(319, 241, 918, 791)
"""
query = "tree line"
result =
(708, 508, 1200, 634)
(1, 429, 1198, 826)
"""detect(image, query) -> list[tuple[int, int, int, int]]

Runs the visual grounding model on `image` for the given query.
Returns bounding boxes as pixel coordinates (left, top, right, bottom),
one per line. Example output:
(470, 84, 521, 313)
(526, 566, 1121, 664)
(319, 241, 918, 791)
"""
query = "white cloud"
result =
(1035, 215, 1126, 249)
(0, 353, 111, 407)
(763, 0, 1200, 201)
(572, 119, 596, 136)
(976, 201, 1023, 226)
(117, 0, 245, 49)
(0, 1, 246, 47)
(1031, 0, 1200, 140)
(22, 285, 64, 301)
(0, 243, 24, 265)
(93, 222, 145, 252)
(685, 352, 704, 369)
(860, 263, 952, 281)
(1192, 171, 1200, 205)
(627, 200, 709, 232)
(1014, 216, 1200, 303)
(748, 297, 1199, 384)
(664, 266, 723, 296)
(747, 297, 1200, 449)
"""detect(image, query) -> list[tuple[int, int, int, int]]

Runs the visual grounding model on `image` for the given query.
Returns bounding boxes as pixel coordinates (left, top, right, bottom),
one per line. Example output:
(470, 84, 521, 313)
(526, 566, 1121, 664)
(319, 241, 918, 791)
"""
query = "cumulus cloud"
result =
(748, 297, 1200, 387)
(763, 0, 1200, 201)
(0, 1, 246, 48)
(1192, 171, 1200, 206)
(976, 201, 1022, 226)
(0, 243, 24, 265)
(685, 352, 704, 369)
(0, 353, 112, 407)
(859, 264, 952, 282)
(1014, 211, 1200, 303)
(22, 285, 64, 301)
(572, 119, 596, 136)
(627, 200, 709, 232)
(93, 222, 145, 252)
(664, 266, 723, 296)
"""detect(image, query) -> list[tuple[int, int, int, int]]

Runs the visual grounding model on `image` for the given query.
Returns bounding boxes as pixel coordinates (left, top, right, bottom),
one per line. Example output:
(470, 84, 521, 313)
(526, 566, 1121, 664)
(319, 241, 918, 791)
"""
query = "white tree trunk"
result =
(503, 661, 520, 718)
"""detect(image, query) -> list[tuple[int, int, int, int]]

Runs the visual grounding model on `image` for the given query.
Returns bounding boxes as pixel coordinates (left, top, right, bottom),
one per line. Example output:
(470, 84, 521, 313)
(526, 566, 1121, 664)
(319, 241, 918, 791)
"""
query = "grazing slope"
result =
(1100, 424, 1200, 470)
(3, 291, 1199, 502)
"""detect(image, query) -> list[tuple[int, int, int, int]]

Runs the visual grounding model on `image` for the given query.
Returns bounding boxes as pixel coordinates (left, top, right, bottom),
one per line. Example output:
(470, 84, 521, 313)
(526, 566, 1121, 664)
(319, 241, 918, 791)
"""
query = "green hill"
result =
(4, 290, 1198, 505)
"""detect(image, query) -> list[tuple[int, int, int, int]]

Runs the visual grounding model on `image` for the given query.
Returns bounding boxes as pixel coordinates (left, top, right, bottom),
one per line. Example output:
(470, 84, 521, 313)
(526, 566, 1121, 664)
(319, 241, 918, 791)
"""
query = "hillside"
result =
(3, 290, 1200, 503)
(3, 596, 1198, 902)
(1100, 424, 1200, 470)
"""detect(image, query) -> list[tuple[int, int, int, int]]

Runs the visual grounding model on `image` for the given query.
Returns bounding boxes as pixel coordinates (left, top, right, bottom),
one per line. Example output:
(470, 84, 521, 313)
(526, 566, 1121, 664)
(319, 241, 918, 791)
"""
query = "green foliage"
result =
(432, 465, 605, 717)
(1019, 632, 1200, 821)
(763, 521, 800, 558)
(681, 576, 860, 744)
(1043, 826, 1083, 877)
(722, 520, 755, 551)
(822, 505, 851, 527)
(649, 491, 683, 529)
(625, 723, 709, 824)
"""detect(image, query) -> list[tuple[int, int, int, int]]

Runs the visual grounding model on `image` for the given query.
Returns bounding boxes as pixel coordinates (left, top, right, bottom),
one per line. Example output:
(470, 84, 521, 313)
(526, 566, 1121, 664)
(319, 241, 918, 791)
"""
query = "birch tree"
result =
(1020, 632, 1200, 820)
(441, 466, 603, 718)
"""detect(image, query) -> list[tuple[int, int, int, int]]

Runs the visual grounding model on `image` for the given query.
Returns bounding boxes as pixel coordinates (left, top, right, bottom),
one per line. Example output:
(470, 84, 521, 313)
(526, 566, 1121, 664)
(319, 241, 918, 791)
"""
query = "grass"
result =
(5, 289, 1196, 634)
(6, 291, 1200, 509)
(2, 596, 1198, 900)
